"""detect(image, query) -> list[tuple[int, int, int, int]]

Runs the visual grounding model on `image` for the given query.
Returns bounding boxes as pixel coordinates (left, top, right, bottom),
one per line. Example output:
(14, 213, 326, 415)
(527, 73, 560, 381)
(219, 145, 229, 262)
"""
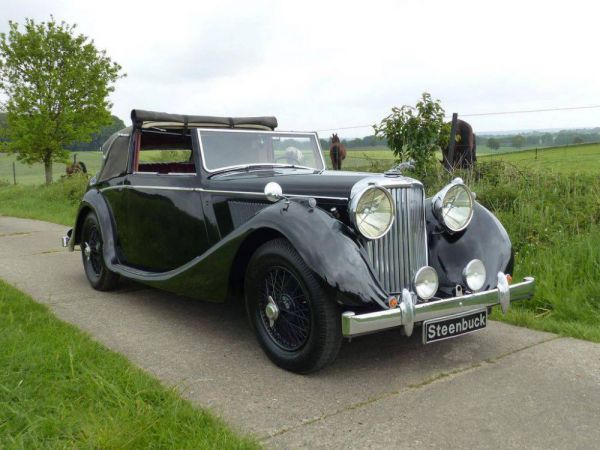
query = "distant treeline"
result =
(319, 134, 387, 150)
(319, 127, 600, 151)
(0, 112, 125, 151)
(479, 128, 600, 149)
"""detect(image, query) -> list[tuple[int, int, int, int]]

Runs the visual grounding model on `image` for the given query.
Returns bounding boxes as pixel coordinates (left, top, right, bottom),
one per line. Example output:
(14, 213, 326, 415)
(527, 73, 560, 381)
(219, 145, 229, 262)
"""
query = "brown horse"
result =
(329, 133, 347, 170)
(442, 119, 477, 169)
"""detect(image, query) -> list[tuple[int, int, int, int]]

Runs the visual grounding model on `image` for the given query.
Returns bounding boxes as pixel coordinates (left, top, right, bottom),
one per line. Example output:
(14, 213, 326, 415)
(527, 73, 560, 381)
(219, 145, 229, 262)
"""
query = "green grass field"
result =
(0, 152, 103, 185)
(0, 279, 258, 449)
(480, 143, 600, 173)
(326, 143, 600, 174)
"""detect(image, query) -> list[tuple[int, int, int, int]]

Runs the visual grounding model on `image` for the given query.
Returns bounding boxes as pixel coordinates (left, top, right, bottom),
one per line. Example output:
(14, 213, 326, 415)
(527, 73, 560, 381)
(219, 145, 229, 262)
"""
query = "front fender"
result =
(137, 199, 388, 308)
(426, 199, 513, 296)
(244, 200, 389, 309)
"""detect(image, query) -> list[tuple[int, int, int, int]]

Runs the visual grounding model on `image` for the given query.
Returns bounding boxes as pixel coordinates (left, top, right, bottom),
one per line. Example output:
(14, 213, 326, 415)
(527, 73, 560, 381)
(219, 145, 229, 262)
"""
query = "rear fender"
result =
(70, 189, 119, 266)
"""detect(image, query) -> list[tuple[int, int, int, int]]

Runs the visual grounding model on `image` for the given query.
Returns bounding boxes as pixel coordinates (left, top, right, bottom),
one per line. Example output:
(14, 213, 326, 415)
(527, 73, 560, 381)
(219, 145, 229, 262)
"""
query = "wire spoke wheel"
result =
(80, 212, 118, 291)
(84, 225, 103, 276)
(246, 238, 342, 373)
(259, 266, 311, 351)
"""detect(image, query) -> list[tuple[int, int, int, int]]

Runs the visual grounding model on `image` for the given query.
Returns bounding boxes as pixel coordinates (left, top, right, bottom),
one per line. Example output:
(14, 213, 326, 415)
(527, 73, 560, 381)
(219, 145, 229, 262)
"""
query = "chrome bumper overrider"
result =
(341, 273, 535, 337)
(61, 228, 73, 249)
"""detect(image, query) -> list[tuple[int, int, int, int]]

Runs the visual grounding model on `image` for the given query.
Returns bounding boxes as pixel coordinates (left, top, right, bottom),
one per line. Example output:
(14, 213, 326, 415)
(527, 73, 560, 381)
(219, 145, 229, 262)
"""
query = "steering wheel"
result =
(275, 155, 302, 165)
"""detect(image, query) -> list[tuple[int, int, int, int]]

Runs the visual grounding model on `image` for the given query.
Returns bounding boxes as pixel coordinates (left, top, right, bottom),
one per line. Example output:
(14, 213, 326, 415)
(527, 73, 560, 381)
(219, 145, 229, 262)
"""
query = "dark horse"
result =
(442, 119, 477, 169)
(329, 133, 346, 170)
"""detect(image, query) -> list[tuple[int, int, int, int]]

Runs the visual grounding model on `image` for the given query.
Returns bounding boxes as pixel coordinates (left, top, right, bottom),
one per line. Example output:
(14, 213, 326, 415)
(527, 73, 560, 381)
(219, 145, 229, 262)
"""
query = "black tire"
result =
(245, 238, 342, 373)
(81, 212, 119, 291)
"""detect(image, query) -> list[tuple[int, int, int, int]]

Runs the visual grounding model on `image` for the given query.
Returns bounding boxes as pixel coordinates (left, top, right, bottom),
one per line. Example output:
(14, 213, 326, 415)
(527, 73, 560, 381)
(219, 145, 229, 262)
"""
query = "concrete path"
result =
(1, 216, 599, 449)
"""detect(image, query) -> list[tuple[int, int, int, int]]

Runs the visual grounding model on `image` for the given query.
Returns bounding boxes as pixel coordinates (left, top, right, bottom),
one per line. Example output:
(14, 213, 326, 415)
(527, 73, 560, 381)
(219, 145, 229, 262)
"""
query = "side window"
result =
(98, 135, 130, 182)
(135, 129, 196, 174)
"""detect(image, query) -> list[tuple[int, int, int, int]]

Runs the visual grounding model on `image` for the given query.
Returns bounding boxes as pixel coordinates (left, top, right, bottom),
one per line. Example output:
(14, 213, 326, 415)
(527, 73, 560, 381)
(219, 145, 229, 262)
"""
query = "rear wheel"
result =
(245, 238, 342, 373)
(81, 212, 119, 291)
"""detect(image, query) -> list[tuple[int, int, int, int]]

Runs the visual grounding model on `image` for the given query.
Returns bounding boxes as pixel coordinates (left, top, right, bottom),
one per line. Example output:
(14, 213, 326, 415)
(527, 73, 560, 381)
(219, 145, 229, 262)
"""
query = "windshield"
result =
(199, 129, 325, 172)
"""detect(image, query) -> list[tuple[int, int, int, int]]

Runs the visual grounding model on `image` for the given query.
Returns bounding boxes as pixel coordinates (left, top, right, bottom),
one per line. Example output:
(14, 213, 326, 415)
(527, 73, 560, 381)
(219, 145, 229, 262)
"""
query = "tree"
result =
(0, 112, 7, 144)
(572, 136, 584, 144)
(67, 115, 126, 151)
(541, 133, 553, 146)
(373, 92, 447, 175)
(511, 135, 525, 149)
(526, 135, 540, 146)
(0, 18, 124, 183)
(487, 137, 500, 150)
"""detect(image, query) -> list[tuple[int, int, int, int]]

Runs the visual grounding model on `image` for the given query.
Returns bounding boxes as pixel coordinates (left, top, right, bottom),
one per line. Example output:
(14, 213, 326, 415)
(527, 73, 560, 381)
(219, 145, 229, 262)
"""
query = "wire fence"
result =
(0, 152, 103, 186)
(322, 140, 600, 173)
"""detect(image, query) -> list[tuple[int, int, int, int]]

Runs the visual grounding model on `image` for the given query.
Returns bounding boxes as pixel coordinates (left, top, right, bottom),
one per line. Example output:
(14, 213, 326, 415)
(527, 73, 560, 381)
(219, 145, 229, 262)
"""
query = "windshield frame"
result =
(196, 128, 326, 174)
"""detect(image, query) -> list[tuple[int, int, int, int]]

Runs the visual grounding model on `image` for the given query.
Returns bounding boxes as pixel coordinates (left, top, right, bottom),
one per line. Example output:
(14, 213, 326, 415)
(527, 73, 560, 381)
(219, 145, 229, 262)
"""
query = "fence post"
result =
(73, 153, 77, 164)
(445, 113, 459, 171)
(12, 161, 16, 185)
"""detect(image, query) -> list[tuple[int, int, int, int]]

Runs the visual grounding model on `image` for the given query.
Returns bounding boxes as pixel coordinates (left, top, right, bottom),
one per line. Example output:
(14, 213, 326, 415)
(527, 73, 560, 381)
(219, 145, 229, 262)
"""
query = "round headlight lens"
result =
(351, 186, 394, 239)
(436, 183, 474, 232)
(414, 266, 439, 300)
(463, 259, 486, 292)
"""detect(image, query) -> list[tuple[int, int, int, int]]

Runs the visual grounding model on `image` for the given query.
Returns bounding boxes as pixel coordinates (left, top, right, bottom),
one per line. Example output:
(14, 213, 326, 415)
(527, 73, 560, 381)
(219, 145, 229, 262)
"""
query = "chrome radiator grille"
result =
(365, 185, 428, 294)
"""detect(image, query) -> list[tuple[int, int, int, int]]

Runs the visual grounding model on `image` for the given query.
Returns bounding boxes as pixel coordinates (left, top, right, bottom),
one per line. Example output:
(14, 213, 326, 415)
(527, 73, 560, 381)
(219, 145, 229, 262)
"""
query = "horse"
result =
(329, 133, 347, 170)
(442, 119, 477, 169)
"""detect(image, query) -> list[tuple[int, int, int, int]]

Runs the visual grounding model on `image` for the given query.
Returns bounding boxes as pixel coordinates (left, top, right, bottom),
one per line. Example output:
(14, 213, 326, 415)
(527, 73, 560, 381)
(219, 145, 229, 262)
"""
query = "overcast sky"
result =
(2, 0, 599, 137)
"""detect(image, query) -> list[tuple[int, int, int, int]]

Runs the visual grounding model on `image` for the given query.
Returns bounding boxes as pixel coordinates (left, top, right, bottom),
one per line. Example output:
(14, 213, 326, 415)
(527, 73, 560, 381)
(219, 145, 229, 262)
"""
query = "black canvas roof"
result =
(101, 126, 132, 155)
(131, 109, 278, 131)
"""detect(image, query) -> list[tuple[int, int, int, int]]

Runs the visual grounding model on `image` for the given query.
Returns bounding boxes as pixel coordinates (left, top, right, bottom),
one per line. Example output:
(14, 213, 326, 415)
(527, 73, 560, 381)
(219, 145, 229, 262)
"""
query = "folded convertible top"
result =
(131, 109, 278, 131)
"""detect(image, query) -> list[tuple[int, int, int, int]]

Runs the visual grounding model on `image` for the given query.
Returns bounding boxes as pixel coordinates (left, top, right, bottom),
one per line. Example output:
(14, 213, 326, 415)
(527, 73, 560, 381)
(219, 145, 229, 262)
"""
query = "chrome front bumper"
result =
(342, 273, 535, 337)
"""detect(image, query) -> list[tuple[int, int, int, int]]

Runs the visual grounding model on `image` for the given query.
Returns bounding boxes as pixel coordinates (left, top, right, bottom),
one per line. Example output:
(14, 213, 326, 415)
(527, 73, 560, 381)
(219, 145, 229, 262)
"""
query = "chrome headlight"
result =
(349, 186, 394, 239)
(432, 178, 474, 232)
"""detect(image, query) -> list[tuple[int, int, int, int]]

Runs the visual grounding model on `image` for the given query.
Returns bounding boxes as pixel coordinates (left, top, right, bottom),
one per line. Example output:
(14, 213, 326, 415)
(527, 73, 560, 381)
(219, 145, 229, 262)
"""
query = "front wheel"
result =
(81, 212, 119, 291)
(245, 238, 342, 373)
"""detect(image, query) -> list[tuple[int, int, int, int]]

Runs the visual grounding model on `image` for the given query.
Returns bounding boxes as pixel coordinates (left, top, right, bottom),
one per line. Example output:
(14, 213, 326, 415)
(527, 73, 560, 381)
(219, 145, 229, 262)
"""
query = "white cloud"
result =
(2, 0, 599, 136)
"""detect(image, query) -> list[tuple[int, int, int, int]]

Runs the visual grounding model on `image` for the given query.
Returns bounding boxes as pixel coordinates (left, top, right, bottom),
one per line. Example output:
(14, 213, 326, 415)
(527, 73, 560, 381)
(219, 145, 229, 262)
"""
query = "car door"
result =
(118, 129, 210, 272)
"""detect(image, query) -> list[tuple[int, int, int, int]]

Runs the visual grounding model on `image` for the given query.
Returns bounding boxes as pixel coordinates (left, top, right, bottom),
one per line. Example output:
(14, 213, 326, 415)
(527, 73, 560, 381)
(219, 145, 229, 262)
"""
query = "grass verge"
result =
(427, 162, 600, 342)
(0, 175, 86, 226)
(0, 279, 259, 449)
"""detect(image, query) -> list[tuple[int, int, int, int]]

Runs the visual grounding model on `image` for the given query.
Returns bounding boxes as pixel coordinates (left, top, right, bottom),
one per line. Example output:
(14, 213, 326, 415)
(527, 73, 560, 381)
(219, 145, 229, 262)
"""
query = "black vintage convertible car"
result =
(63, 110, 535, 373)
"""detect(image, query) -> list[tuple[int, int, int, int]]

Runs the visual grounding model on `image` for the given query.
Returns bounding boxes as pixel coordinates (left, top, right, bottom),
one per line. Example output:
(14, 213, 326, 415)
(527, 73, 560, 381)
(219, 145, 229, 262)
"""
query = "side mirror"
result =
(264, 182, 283, 202)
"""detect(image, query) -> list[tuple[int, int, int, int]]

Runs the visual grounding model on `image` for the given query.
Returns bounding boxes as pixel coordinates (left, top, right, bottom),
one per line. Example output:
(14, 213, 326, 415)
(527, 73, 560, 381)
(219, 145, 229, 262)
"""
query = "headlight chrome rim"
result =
(414, 266, 439, 300)
(432, 180, 474, 232)
(462, 259, 487, 292)
(349, 185, 395, 240)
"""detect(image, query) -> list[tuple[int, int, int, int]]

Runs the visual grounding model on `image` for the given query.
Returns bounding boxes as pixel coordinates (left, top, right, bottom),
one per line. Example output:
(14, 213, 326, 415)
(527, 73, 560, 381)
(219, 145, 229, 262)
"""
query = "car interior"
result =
(134, 128, 196, 174)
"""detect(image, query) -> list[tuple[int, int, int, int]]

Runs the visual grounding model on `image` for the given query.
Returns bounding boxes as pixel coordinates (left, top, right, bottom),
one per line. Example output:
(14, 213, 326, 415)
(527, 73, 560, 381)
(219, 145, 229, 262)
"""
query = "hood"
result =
(206, 169, 377, 201)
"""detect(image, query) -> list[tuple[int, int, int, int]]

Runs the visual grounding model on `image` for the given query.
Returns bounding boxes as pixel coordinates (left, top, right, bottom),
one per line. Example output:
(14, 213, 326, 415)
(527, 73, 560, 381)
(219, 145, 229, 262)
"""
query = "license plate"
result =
(423, 309, 487, 344)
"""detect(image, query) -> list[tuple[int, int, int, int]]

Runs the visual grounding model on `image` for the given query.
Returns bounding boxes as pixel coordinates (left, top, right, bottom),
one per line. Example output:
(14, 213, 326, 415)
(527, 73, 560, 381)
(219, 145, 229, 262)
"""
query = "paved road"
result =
(1, 216, 599, 449)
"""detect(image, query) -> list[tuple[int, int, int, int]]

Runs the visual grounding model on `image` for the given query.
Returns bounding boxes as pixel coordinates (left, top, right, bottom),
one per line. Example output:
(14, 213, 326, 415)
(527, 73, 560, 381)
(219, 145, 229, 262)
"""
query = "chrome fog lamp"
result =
(414, 266, 439, 300)
(463, 259, 486, 292)
(349, 186, 395, 239)
(432, 178, 474, 232)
